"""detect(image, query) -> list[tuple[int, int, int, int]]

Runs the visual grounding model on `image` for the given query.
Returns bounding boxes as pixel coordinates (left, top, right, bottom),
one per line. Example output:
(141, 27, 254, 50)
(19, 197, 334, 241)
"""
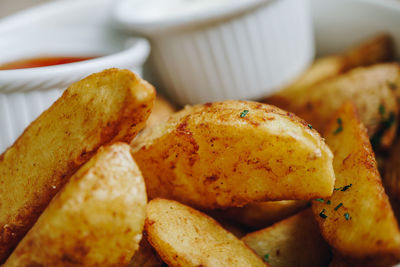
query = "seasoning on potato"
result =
(145, 198, 269, 267)
(242, 209, 331, 267)
(267, 63, 400, 149)
(267, 33, 395, 108)
(4, 143, 147, 267)
(132, 100, 335, 209)
(0, 68, 155, 262)
(312, 103, 400, 265)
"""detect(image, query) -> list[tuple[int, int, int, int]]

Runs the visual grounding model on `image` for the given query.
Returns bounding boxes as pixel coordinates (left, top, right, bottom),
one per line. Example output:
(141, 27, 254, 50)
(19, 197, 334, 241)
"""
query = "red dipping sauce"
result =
(0, 56, 97, 70)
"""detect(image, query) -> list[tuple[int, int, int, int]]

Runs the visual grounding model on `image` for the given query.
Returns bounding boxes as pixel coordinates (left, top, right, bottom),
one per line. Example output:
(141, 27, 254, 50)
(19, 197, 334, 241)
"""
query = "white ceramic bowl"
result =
(114, 0, 315, 106)
(0, 0, 150, 153)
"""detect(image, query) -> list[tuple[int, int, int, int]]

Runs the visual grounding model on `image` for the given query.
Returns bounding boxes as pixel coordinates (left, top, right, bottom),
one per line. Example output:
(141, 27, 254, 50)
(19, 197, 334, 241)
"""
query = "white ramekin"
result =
(0, 0, 150, 153)
(114, 0, 314, 106)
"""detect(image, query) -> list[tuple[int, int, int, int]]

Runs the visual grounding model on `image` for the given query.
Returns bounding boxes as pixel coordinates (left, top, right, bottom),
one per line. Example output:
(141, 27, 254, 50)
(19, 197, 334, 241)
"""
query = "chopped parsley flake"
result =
(314, 198, 324, 203)
(240, 110, 249, 118)
(326, 200, 331, 205)
(379, 104, 385, 115)
(334, 203, 343, 211)
(333, 118, 343, 135)
(344, 213, 351, 220)
(263, 254, 270, 262)
(334, 184, 352, 191)
(371, 112, 396, 149)
(319, 209, 328, 219)
(341, 184, 352, 191)
(308, 124, 313, 129)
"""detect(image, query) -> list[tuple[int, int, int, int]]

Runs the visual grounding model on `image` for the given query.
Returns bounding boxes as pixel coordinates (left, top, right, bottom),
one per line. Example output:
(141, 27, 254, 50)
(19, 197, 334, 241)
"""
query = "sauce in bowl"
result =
(0, 56, 97, 70)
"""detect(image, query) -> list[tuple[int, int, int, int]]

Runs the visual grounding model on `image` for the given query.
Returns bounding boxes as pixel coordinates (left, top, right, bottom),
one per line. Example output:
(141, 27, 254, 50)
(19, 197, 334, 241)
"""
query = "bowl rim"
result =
(0, 0, 150, 93)
(0, 39, 149, 76)
(112, 0, 275, 36)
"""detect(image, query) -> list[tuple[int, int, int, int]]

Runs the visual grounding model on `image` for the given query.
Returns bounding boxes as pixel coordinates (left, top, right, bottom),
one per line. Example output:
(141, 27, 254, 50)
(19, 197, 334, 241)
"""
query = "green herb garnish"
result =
(334, 184, 352, 191)
(314, 198, 324, 203)
(326, 200, 331, 205)
(379, 104, 385, 115)
(240, 110, 249, 118)
(344, 213, 351, 220)
(341, 184, 352, 191)
(334, 203, 343, 211)
(371, 112, 396, 149)
(308, 124, 313, 129)
(263, 254, 270, 262)
(319, 209, 328, 219)
(333, 117, 343, 135)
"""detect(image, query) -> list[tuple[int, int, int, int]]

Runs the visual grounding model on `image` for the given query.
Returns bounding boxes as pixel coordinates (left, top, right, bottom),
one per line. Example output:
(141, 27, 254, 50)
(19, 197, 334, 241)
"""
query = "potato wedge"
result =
(145, 198, 268, 267)
(220, 200, 309, 229)
(242, 209, 331, 267)
(271, 64, 400, 148)
(4, 143, 147, 266)
(128, 236, 163, 267)
(132, 100, 335, 209)
(312, 103, 400, 263)
(0, 68, 155, 261)
(267, 34, 394, 108)
(344, 33, 394, 70)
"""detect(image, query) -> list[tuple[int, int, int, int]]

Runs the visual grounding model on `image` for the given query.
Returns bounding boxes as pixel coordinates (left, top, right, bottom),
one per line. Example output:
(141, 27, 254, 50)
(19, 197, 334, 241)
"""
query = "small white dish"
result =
(0, 0, 150, 153)
(114, 0, 315, 106)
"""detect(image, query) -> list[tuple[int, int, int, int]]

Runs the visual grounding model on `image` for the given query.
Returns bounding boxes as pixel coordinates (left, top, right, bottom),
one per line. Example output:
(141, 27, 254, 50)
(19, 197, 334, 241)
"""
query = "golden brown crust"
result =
(0, 68, 155, 262)
(312, 102, 400, 263)
(132, 100, 335, 209)
(4, 143, 147, 267)
(267, 64, 400, 149)
(242, 209, 331, 267)
(145, 198, 268, 267)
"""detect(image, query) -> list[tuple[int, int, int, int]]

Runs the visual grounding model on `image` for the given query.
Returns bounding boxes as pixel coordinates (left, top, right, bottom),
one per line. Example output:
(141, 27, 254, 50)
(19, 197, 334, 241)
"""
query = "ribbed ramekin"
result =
(115, 0, 314, 106)
(0, 0, 150, 153)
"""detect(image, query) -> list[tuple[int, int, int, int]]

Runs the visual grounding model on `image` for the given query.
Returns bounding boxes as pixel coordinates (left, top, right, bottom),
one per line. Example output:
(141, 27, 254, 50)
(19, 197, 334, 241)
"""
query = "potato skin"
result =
(0, 68, 155, 262)
(312, 103, 400, 263)
(242, 209, 331, 267)
(145, 198, 268, 267)
(4, 143, 147, 266)
(132, 100, 335, 209)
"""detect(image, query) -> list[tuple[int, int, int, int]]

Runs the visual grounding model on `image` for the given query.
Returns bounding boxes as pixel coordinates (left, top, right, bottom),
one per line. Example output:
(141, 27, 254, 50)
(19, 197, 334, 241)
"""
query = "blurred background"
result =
(1, 0, 51, 18)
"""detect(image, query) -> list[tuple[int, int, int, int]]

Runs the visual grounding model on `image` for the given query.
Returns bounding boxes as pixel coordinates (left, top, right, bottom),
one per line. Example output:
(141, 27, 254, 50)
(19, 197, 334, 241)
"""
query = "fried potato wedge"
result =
(271, 64, 400, 148)
(344, 33, 394, 70)
(220, 200, 309, 229)
(5, 143, 147, 266)
(242, 209, 331, 267)
(132, 100, 335, 209)
(312, 103, 400, 263)
(267, 34, 394, 107)
(0, 68, 155, 261)
(128, 236, 163, 267)
(145, 198, 268, 267)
